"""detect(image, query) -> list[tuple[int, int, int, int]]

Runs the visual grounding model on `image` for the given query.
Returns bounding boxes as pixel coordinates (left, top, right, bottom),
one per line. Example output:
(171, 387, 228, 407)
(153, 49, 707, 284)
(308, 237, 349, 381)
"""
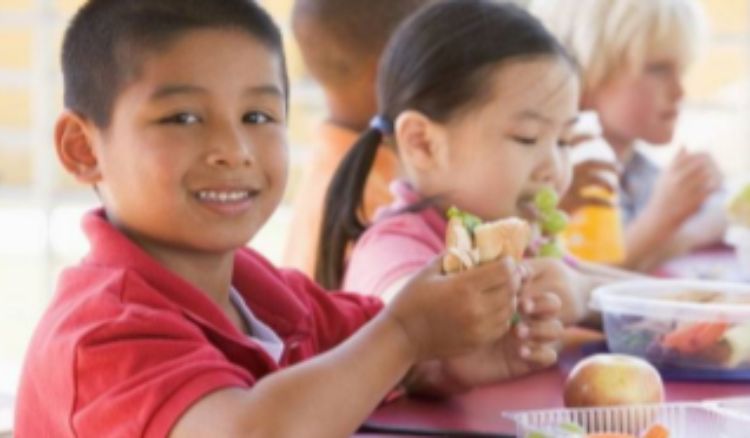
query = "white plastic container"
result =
(591, 279, 750, 371)
(708, 396, 750, 421)
(505, 401, 750, 437)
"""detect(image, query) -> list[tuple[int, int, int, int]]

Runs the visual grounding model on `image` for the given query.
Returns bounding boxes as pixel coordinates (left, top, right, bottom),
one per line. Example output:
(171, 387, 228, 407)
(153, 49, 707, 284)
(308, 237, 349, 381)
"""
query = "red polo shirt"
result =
(14, 209, 383, 437)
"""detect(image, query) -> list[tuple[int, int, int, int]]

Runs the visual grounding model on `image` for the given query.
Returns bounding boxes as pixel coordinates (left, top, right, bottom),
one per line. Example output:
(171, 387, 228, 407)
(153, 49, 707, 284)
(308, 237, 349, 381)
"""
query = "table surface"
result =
(365, 343, 750, 436)
(655, 245, 748, 282)
(364, 249, 750, 436)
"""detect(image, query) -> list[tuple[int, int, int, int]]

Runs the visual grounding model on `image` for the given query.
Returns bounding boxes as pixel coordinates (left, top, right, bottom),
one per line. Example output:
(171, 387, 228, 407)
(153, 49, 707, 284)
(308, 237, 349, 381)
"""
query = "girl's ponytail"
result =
(315, 118, 390, 289)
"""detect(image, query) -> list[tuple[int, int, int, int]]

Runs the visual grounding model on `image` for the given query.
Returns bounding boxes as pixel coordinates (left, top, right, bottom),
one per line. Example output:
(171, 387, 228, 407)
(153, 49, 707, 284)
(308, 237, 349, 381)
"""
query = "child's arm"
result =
(170, 257, 519, 438)
(622, 149, 723, 271)
(170, 310, 415, 438)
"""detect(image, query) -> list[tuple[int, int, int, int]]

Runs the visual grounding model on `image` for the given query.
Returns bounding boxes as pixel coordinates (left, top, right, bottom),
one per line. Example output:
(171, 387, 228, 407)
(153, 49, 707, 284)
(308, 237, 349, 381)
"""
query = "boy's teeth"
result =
(197, 190, 250, 202)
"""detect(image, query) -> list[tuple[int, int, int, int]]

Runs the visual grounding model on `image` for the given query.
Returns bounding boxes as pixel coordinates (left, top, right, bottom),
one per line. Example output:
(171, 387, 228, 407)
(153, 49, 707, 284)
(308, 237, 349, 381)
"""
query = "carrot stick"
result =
(662, 322, 729, 354)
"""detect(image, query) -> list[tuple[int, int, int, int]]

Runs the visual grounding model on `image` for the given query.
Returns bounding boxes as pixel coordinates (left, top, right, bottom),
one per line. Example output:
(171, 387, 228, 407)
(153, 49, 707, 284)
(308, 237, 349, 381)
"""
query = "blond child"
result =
(283, 0, 431, 276)
(14, 1, 561, 436)
(529, 0, 726, 271)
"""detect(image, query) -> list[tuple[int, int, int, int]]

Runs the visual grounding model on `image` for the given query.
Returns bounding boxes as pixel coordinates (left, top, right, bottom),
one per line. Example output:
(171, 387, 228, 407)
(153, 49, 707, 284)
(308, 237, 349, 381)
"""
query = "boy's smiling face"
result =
(83, 28, 288, 256)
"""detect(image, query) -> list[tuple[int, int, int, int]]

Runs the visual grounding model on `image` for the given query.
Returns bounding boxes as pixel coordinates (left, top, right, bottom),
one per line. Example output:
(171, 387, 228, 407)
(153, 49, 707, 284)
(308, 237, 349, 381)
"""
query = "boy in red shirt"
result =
(14, 1, 563, 437)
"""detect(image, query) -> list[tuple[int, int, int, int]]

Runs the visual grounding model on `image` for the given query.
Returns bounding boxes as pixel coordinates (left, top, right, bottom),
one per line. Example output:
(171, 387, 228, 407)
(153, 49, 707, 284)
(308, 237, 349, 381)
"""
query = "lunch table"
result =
(361, 246, 750, 436)
(654, 245, 747, 282)
(361, 329, 750, 436)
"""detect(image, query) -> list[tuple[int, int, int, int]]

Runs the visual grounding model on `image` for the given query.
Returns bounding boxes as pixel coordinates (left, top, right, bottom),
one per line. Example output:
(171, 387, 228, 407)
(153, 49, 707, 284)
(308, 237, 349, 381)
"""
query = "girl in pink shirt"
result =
(319, 0, 636, 330)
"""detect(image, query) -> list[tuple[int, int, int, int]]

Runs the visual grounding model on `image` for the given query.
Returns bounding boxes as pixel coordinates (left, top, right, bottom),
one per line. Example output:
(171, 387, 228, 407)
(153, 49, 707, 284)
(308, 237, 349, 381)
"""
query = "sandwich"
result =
(442, 207, 531, 274)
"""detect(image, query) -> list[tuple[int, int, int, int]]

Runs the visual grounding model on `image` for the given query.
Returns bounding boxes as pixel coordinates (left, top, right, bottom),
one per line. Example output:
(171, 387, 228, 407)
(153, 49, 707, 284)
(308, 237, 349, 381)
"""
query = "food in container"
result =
(591, 279, 750, 371)
(505, 400, 749, 438)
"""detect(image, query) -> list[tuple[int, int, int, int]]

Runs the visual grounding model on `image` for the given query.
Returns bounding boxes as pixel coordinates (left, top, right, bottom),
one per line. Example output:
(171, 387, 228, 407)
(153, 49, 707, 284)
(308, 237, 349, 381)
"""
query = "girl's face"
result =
(427, 57, 579, 221)
(590, 56, 684, 148)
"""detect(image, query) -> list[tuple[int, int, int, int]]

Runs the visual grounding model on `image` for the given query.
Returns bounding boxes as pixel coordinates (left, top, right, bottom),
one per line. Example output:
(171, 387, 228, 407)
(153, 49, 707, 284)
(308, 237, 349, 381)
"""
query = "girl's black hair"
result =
(316, 0, 574, 289)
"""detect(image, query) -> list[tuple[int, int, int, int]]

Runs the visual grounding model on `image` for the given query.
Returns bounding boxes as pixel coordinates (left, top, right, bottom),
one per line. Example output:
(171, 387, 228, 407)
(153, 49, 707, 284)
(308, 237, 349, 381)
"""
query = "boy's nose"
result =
(206, 129, 255, 168)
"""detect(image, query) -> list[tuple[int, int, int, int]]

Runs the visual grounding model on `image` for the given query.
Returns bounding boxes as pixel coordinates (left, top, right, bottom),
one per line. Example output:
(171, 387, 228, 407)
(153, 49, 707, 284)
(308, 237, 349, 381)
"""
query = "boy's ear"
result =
(55, 110, 102, 184)
(394, 110, 448, 171)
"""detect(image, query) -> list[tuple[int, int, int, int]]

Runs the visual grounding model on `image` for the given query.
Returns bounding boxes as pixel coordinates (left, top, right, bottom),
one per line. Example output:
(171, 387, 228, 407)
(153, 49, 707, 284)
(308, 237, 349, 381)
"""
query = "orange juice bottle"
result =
(561, 113, 625, 264)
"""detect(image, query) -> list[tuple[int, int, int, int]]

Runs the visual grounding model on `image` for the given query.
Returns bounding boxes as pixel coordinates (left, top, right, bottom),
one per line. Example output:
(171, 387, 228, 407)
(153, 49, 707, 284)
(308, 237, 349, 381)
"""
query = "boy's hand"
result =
(405, 291, 564, 395)
(520, 258, 588, 325)
(559, 159, 618, 214)
(386, 255, 521, 362)
(648, 148, 722, 229)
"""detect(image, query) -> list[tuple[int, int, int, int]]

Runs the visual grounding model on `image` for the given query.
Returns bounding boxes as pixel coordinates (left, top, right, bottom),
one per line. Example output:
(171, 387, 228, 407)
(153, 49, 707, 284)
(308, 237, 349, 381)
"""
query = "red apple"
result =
(563, 353, 665, 408)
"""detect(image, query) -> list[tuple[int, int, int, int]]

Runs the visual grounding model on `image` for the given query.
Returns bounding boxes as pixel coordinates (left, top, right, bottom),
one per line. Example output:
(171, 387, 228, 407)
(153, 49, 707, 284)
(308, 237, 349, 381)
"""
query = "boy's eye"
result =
(159, 113, 201, 125)
(243, 111, 274, 124)
(513, 136, 538, 146)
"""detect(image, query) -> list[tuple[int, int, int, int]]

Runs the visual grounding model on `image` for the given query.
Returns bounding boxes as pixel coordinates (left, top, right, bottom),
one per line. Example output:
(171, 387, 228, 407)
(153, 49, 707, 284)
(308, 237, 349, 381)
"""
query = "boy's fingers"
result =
(515, 318, 564, 343)
(457, 256, 518, 292)
(519, 292, 562, 317)
(519, 259, 546, 282)
(518, 261, 534, 282)
(518, 342, 558, 367)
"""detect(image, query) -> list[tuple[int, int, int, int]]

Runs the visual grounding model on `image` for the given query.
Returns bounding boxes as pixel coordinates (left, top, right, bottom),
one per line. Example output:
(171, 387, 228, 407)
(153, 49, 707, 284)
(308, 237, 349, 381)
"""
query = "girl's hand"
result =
(520, 258, 590, 325)
(385, 255, 521, 362)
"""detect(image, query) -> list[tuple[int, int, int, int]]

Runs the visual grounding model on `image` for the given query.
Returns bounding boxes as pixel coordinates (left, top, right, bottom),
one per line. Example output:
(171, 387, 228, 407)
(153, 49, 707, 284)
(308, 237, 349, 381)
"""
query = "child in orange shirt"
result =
(15, 1, 562, 436)
(283, 0, 431, 276)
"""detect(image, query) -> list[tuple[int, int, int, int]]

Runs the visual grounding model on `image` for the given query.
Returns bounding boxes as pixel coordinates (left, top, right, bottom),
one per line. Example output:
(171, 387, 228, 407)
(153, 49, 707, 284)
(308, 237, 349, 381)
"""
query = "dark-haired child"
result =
(319, 0, 609, 336)
(14, 1, 556, 436)
(282, 0, 432, 276)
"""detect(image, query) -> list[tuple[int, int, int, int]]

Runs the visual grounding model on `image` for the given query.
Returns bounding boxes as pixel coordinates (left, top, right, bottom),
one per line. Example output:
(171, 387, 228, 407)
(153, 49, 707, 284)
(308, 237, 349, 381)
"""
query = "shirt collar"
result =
(376, 180, 448, 240)
(82, 208, 311, 339)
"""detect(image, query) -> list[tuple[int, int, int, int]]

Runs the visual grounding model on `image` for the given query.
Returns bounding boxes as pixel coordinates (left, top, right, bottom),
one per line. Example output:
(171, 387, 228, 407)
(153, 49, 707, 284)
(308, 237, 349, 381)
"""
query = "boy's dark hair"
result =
(316, 0, 576, 289)
(291, 0, 431, 88)
(62, 0, 288, 128)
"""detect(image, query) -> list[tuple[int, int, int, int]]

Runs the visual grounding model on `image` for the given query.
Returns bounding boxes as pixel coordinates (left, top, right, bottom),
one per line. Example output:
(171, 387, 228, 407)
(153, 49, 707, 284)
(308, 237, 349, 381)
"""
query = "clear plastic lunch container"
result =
(590, 279, 750, 372)
(707, 396, 750, 421)
(505, 401, 750, 437)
